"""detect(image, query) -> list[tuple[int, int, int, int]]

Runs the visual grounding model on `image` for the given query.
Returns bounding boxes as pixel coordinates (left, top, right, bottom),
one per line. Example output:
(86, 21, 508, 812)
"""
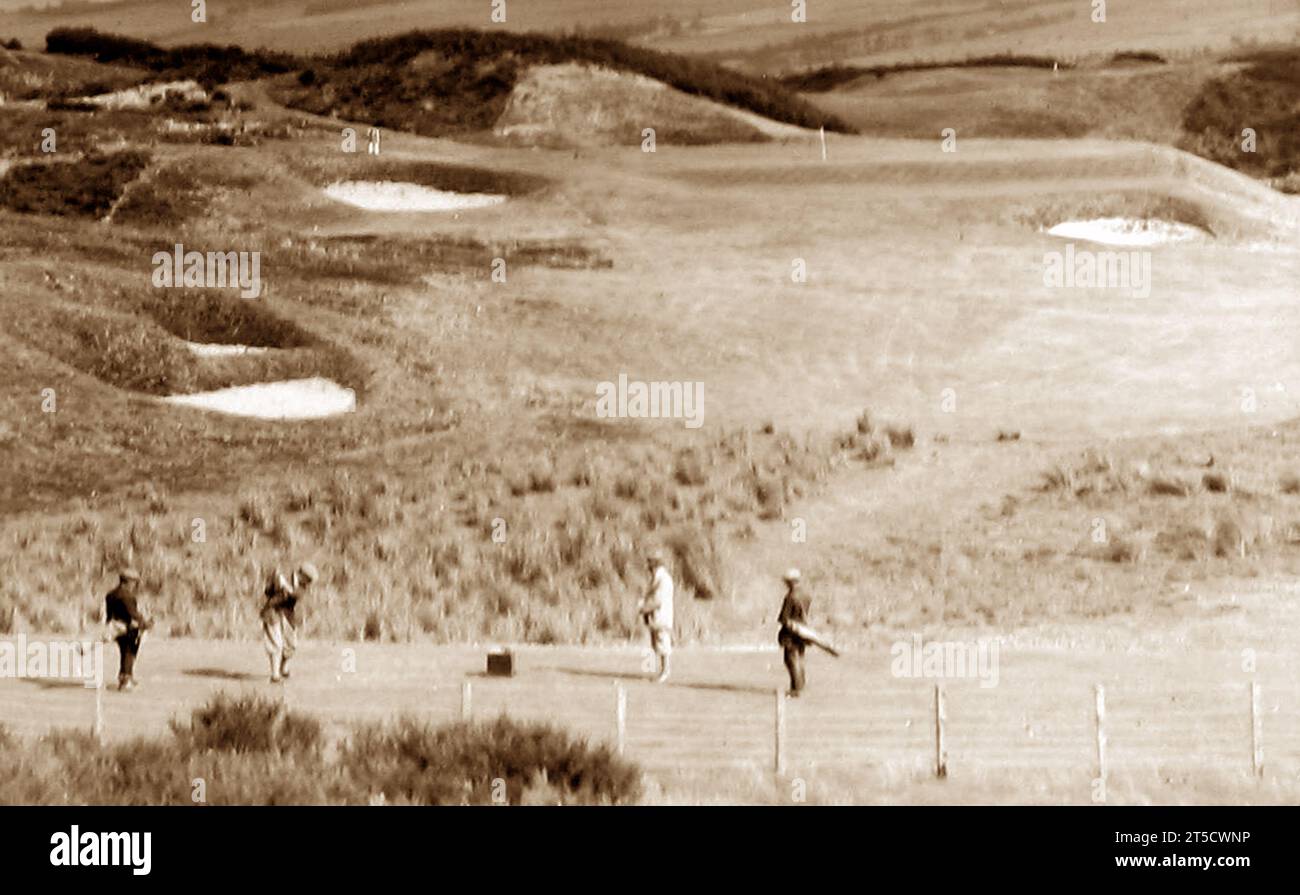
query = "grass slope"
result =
(43, 26, 853, 137)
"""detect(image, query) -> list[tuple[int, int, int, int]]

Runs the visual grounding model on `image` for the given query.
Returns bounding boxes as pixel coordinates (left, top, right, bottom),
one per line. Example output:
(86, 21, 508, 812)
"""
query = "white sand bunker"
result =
(1047, 218, 1207, 247)
(183, 340, 269, 357)
(323, 181, 506, 212)
(81, 79, 207, 111)
(164, 378, 355, 419)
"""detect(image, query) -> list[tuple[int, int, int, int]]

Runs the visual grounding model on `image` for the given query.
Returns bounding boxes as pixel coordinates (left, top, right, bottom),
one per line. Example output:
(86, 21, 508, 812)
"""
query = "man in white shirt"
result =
(640, 550, 674, 683)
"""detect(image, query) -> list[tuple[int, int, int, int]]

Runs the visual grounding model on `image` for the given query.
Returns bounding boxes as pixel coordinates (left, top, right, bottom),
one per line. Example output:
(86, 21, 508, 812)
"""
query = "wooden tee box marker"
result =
(486, 649, 514, 677)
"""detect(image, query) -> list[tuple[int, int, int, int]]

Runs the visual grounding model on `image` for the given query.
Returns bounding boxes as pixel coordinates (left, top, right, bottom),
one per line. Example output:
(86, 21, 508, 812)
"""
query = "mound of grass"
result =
(780, 54, 1069, 93)
(297, 156, 547, 197)
(0, 694, 640, 805)
(45, 26, 303, 86)
(4, 289, 360, 397)
(0, 150, 149, 218)
(140, 290, 316, 349)
(1180, 47, 1300, 185)
(45, 26, 853, 136)
(1110, 50, 1167, 65)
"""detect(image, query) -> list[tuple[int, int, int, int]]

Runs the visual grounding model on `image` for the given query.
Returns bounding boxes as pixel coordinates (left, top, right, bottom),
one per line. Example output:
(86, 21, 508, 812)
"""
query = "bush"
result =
(1180, 48, 1300, 181)
(45, 26, 302, 85)
(171, 692, 323, 758)
(1202, 471, 1230, 493)
(1147, 476, 1193, 497)
(0, 150, 149, 218)
(781, 54, 1068, 92)
(341, 715, 641, 805)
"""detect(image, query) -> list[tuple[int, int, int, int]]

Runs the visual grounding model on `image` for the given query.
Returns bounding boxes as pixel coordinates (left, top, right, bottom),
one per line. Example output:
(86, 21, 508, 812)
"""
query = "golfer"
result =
(261, 562, 317, 683)
(777, 568, 811, 696)
(103, 567, 151, 691)
(640, 550, 674, 683)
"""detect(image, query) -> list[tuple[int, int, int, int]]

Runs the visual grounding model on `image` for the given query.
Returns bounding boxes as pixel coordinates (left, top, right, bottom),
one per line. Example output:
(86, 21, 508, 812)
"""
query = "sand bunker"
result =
(183, 341, 270, 357)
(1047, 218, 1207, 247)
(323, 181, 506, 212)
(164, 378, 355, 419)
(81, 80, 208, 111)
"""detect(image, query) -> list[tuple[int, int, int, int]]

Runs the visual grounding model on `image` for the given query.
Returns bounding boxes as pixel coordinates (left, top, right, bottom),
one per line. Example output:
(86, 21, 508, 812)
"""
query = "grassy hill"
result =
(40, 26, 852, 138)
(790, 46, 1300, 192)
(5, 0, 1296, 69)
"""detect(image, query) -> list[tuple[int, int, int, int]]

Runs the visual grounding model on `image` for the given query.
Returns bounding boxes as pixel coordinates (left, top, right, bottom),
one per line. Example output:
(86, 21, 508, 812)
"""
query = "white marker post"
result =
(774, 689, 786, 775)
(461, 679, 472, 722)
(93, 677, 104, 745)
(1094, 684, 1107, 783)
(819, 125, 827, 162)
(614, 683, 627, 756)
(934, 683, 947, 778)
(1250, 682, 1263, 778)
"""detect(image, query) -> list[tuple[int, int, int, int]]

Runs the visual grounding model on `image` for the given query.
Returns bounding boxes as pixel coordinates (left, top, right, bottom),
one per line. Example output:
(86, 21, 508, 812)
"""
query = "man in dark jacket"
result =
(777, 568, 811, 697)
(261, 562, 317, 683)
(104, 568, 150, 691)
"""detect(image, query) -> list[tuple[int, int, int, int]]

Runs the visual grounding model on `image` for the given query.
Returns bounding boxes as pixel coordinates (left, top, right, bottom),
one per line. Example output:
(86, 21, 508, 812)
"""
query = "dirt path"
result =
(727, 436, 1051, 635)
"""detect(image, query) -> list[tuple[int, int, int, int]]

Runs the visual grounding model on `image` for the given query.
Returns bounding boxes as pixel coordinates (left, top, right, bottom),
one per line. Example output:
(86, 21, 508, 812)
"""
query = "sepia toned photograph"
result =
(0, 0, 1297, 848)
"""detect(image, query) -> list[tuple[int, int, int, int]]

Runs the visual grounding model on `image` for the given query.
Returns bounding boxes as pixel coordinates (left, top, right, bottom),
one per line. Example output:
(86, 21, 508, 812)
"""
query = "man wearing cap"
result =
(104, 568, 151, 691)
(777, 568, 811, 696)
(639, 551, 674, 683)
(261, 562, 316, 683)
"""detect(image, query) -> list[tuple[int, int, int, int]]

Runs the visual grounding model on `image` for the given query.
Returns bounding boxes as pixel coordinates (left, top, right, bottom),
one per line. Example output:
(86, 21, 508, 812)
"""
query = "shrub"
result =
(171, 692, 323, 758)
(340, 715, 641, 805)
(1147, 476, 1193, 497)
(0, 150, 149, 218)
(1211, 519, 1246, 558)
(886, 426, 916, 449)
(1180, 48, 1300, 181)
(1202, 471, 1230, 493)
(362, 609, 383, 641)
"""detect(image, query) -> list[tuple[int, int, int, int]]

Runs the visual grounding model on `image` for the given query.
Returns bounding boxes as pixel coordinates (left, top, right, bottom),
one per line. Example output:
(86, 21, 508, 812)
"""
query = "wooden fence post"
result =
(614, 683, 627, 756)
(1250, 682, 1263, 778)
(93, 676, 104, 745)
(774, 689, 786, 775)
(1094, 684, 1107, 782)
(934, 683, 947, 778)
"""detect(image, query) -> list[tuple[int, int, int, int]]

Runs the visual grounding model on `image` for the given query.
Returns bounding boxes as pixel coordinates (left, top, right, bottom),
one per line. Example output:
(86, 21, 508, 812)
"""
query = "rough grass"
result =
(0, 417, 899, 643)
(44, 26, 303, 86)
(1023, 435, 1300, 572)
(0, 693, 639, 805)
(3, 288, 361, 398)
(780, 54, 1071, 92)
(1180, 46, 1300, 186)
(0, 150, 149, 218)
